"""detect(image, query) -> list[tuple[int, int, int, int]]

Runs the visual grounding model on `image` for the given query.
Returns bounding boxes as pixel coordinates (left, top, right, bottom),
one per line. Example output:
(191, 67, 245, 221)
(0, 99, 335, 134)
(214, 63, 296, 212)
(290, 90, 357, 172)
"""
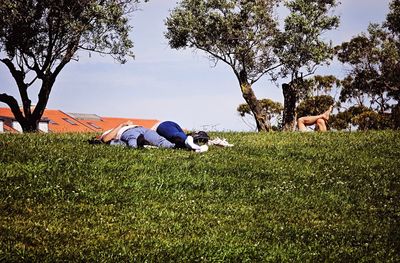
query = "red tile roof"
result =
(42, 109, 94, 133)
(0, 108, 19, 133)
(80, 117, 159, 132)
(0, 107, 14, 118)
(0, 107, 159, 133)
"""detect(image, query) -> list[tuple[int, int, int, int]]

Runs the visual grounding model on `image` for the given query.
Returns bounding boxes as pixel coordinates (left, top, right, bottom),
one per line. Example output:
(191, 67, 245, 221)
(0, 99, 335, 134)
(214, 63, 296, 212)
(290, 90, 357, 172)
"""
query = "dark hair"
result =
(87, 137, 103, 145)
(190, 131, 209, 144)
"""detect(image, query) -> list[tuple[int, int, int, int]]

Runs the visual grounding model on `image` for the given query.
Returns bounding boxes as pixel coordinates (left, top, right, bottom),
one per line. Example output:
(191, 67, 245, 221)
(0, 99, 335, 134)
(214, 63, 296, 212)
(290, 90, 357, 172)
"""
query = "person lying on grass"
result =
(297, 105, 333, 132)
(151, 120, 209, 152)
(90, 121, 208, 152)
(152, 121, 233, 148)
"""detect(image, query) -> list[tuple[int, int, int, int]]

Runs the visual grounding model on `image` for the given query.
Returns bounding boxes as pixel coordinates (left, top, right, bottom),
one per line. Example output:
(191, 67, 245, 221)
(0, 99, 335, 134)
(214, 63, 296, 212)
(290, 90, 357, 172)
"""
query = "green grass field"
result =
(0, 131, 399, 262)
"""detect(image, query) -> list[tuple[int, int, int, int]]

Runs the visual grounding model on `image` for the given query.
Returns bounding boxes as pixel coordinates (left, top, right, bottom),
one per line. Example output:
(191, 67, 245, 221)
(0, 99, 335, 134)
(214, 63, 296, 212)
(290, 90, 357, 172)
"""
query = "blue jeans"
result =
(156, 121, 187, 148)
(120, 126, 175, 148)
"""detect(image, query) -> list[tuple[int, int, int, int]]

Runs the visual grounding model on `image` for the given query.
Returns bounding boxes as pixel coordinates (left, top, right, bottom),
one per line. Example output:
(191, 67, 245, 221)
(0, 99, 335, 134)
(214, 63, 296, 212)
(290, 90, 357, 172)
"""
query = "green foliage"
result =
(386, 0, 400, 35)
(274, 0, 339, 78)
(275, 0, 339, 130)
(165, 0, 282, 131)
(165, 0, 341, 132)
(296, 95, 334, 118)
(294, 74, 340, 101)
(329, 105, 368, 131)
(336, 17, 400, 111)
(330, 105, 395, 131)
(237, 98, 283, 131)
(309, 75, 341, 95)
(237, 98, 283, 118)
(1, 132, 399, 261)
(329, 111, 352, 131)
(0, 0, 146, 132)
(165, 0, 279, 81)
(327, 0, 400, 130)
(352, 111, 392, 131)
(0, 0, 141, 63)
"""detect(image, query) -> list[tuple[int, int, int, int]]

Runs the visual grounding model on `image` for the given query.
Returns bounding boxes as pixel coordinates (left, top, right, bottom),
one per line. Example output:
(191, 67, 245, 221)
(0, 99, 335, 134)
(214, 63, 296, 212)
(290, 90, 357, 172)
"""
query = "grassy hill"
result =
(0, 131, 399, 262)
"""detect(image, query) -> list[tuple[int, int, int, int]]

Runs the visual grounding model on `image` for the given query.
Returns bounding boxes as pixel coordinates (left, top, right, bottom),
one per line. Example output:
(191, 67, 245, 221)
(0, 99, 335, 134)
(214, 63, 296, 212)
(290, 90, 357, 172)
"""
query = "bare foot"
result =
(321, 105, 333, 121)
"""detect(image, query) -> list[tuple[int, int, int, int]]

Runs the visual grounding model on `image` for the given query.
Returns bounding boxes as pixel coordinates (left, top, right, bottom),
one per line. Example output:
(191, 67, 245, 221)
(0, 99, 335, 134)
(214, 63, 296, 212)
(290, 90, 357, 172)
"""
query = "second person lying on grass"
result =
(151, 120, 208, 152)
(100, 121, 208, 152)
(297, 105, 333, 132)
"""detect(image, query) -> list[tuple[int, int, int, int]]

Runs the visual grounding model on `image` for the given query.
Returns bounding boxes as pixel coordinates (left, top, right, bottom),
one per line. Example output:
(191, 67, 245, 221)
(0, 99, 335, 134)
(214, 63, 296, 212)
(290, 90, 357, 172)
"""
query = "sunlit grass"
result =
(0, 131, 399, 262)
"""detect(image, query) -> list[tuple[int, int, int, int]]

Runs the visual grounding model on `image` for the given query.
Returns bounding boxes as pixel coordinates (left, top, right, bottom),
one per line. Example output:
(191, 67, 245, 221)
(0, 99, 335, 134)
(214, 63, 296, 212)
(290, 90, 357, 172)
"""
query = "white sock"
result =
(185, 136, 201, 150)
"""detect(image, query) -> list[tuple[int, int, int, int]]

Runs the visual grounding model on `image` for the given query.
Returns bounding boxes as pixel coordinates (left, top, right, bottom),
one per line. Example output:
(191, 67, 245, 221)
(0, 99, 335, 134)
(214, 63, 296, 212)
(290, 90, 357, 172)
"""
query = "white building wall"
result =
(12, 121, 23, 132)
(0, 119, 3, 133)
(38, 121, 49, 133)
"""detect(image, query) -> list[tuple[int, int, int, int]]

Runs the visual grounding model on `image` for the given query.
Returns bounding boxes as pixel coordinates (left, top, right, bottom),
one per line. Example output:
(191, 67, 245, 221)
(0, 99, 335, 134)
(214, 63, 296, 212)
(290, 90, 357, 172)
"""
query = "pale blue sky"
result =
(1, 0, 391, 131)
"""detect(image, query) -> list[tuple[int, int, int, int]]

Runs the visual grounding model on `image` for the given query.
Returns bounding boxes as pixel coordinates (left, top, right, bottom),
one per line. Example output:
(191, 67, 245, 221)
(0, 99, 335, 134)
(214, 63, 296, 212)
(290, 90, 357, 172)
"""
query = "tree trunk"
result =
(0, 78, 55, 133)
(282, 83, 297, 131)
(392, 103, 400, 130)
(21, 118, 39, 132)
(10, 107, 39, 132)
(239, 78, 270, 132)
(0, 93, 36, 132)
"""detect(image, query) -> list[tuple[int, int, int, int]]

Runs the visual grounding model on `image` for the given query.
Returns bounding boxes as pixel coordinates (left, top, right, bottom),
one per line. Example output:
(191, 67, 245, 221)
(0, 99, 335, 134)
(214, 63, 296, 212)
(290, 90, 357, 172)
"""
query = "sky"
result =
(0, 0, 392, 131)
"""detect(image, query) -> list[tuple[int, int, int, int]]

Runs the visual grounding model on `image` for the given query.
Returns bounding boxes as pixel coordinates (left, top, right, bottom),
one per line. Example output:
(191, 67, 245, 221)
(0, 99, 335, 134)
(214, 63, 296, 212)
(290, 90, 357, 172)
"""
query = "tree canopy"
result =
(165, 0, 339, 132)
(274, 0, 339, 130)
(0, 0, 146, 132)
(165, 0, 281, 131)
(166, 0, 279, 84)
(335, 0, 400, 129)
(337, 24, 400, 112)
(274, 0, 339, 79)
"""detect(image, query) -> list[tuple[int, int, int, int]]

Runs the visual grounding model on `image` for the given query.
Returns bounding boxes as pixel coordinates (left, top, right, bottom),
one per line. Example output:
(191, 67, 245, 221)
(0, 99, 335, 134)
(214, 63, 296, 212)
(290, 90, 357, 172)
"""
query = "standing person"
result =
(152, 121, 208, 152)
(100, 121, 175, 149)
(297, 105, 333, 132)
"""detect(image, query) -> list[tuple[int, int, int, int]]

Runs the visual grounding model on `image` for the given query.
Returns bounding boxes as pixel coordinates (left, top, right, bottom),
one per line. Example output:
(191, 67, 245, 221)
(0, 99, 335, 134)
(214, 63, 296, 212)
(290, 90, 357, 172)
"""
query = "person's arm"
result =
(100, 121, 133, 143)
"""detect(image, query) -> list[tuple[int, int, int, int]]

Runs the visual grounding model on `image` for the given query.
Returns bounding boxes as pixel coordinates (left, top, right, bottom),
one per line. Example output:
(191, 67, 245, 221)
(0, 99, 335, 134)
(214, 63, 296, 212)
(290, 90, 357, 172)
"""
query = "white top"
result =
(151, 121, 161, 131)
(101, 124, 139, 140)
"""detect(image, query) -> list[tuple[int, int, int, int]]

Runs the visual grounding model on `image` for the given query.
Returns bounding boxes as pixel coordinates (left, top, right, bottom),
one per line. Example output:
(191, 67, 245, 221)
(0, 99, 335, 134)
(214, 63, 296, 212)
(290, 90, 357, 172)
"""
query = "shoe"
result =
(195, 144, 208, 153)
(137, 134, 150, 148)
(208, 137, 234, 147)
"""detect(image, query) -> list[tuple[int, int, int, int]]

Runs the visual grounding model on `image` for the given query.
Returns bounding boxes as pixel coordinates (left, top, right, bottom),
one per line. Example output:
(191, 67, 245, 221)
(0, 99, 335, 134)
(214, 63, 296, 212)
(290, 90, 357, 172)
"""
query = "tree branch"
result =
(0, 93, 25, 121)
(0, 58, 32, 118)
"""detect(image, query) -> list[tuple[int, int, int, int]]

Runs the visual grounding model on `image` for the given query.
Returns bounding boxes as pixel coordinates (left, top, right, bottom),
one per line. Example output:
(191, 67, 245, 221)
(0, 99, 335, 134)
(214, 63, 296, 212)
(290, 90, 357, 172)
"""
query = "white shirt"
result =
(151, 121, 161, 131)
(101, 124, 139, 141)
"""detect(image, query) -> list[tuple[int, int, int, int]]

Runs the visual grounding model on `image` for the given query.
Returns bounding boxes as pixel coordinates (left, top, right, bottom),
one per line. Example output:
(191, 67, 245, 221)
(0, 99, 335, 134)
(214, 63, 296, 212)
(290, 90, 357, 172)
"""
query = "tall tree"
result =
(337, 0, 400, 128)
(0, 0, 146, 132)
(165, 0, 280, 131)
(274, 0, 339, 130)
(337, 24, 400, 113)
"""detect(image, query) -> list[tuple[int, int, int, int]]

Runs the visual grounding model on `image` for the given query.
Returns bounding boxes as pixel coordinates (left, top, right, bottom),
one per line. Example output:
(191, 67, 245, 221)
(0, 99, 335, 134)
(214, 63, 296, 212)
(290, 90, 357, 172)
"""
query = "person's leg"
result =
(156, 121, 187, 142)
(315, 118, 327, 131)
(321, 105, 333, 121)
(297, 115, 321, 131)
(297, 106, 333, 131)
(120, 127, 144, 148)
(143, 129, 175, 148)
(156, 121, 200, 150)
